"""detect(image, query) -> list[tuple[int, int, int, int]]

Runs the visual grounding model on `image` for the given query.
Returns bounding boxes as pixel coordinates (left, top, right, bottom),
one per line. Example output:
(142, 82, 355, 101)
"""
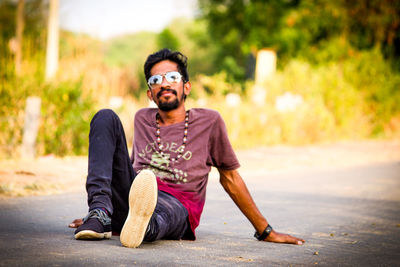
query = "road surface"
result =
(1, 158, 399, 266)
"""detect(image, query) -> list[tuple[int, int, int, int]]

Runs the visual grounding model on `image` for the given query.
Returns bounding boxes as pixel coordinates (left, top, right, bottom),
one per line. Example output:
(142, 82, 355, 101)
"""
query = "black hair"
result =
(144, 48, 189, 83)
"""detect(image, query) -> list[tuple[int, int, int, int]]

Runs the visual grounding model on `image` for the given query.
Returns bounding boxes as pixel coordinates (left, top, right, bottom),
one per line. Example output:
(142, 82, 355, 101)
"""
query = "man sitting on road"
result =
(69, 48, 305, 247)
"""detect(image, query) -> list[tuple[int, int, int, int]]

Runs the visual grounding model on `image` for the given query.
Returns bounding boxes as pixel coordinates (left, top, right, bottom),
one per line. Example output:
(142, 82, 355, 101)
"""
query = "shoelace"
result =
(83, 209, 111, 226)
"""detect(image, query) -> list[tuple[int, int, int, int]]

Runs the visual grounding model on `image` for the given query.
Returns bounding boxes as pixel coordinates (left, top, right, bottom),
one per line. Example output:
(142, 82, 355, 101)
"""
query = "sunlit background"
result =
(1, 0, 399, 158)
(59, 0, 197, 39)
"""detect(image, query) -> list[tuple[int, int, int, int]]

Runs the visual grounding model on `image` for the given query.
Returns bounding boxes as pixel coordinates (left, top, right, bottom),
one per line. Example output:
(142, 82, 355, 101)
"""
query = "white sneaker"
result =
(120, 170, 158, 248)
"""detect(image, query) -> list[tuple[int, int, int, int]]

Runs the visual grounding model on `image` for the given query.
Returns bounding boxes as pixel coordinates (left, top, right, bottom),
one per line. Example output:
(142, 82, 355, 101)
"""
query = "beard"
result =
(157, 88, 185, 111)
(158, 98, 180, 111)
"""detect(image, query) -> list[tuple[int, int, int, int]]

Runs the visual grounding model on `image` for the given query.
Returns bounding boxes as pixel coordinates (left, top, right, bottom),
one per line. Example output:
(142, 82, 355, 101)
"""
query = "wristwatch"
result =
(254, 224, 273, 241)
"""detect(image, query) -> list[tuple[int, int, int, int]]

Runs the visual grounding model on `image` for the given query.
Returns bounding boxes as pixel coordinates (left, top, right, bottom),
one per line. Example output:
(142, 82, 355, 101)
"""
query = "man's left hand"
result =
(265, 230, 305, 245)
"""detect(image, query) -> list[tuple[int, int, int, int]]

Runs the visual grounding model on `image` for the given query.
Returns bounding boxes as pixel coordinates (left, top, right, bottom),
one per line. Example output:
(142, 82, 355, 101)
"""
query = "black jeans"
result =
(86, 109, 188, 240)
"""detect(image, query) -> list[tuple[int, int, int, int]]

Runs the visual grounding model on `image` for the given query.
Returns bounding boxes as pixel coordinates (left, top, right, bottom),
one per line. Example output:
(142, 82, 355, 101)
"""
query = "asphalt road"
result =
(1, 161, 399, 266)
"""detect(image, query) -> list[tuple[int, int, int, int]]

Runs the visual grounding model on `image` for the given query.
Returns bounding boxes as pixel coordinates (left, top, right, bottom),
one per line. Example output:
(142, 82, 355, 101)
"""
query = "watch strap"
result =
(254, 224, 273, 241)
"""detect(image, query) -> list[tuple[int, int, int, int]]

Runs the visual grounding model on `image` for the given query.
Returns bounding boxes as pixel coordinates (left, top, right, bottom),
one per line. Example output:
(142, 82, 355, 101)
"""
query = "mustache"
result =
(157, 88, 177, 98)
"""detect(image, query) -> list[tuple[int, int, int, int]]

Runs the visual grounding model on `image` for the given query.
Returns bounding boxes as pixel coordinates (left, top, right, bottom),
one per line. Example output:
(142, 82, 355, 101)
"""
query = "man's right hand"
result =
(68, 218, 83, 228)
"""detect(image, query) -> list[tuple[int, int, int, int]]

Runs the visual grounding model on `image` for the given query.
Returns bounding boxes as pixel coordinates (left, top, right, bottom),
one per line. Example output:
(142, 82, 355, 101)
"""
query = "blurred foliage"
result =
(0, 66, 96, 158)
(166, 18, 221, 79)
(341, 48, 400, 136)
(1, 0, 399, 158)
(208, 49, 399, 147)
(0, 0, 47, 41)
(190, 41, 400, 146)
(0, 0, 47, 80)
(37, 80, 95, 156)
(0, 0, 96, 158)
(103, 18, 220, 83)
(103, 32, 156, 95)
(103, 32, 156, 68)
(198, 0, 400, 80)
(157, 28, 180, 51)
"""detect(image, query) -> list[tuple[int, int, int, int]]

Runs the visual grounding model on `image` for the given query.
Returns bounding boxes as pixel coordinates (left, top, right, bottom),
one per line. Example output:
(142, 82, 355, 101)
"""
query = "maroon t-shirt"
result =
(131, 108, 240, 238)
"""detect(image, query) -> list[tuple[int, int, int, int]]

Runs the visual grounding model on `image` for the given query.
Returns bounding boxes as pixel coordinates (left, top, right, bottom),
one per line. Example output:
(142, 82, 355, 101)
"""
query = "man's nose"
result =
(160, 75, 171, 87)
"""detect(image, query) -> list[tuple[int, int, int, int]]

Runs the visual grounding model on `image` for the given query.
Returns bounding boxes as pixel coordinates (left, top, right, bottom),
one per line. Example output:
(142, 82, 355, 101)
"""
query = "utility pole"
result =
(45, 0, 59, 80)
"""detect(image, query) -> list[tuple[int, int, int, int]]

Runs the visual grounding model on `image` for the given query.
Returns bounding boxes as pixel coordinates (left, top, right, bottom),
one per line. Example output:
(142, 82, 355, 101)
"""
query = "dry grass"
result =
(0, 156, 86, 197)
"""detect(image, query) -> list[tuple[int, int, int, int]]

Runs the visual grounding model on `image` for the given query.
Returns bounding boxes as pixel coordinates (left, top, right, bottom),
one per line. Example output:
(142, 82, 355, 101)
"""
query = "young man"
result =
(69, 49, 305, 247)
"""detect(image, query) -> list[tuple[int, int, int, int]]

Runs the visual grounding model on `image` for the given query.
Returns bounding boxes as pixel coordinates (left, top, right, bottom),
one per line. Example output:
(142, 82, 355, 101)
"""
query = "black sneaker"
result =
(120, 170, 157, 248)
(74, 208, 112, 240)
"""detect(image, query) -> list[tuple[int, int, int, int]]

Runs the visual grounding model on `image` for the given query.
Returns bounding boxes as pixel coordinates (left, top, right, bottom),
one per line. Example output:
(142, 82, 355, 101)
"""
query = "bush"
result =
(267, 60, 370, 139)
(37, 79, 96, 156)
(342, 48, 400, 136)
(198, 50, 398, 148)
(0, 75, 96, 158)
(0, 76, 28, 157)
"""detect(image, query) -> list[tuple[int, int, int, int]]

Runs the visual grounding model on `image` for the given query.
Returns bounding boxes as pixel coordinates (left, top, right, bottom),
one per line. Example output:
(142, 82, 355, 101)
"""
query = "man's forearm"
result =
(218, 169, 268, 234)
(218, 168, 305, 245)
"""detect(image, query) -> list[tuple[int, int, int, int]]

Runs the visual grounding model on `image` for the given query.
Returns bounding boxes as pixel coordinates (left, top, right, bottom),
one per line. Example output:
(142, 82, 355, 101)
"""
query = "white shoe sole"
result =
(75, 230, 112, 240)
(120, 170, 157, 248)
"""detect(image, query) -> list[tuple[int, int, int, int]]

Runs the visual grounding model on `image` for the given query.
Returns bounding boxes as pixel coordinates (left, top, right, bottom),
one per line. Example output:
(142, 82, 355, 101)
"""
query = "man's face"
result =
(147, 60, 190, 111)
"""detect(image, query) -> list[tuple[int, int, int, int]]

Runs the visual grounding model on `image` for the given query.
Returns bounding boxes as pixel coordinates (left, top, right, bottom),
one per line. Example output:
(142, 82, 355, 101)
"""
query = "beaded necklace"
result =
(155, 110, 189, 163)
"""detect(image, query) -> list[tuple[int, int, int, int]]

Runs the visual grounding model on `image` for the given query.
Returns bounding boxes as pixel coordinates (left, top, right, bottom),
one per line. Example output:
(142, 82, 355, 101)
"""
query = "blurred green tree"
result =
(198, 0, 301, 82)
(0, 0, 47, 78)
(157, 28, 180, 51)
(342, 0, 400, 68)
(165, 18, 220, 80)
(198, 0, 400, 80)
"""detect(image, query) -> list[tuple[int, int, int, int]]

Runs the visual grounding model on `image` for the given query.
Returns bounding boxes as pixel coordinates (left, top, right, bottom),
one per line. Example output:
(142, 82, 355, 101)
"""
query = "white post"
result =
(225, 93, 241, 142)
(255, 49, 276, 85)
(252, 49, 277, 106)
(22, 97, 41, 158)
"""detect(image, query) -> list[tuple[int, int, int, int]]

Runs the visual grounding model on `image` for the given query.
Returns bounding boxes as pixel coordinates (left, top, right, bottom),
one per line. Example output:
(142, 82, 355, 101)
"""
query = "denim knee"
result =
(92, 109, 118, 122)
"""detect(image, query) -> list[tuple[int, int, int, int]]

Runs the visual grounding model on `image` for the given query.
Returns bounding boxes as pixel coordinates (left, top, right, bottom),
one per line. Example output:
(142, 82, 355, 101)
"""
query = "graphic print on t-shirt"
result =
(138, 140, 192, 184)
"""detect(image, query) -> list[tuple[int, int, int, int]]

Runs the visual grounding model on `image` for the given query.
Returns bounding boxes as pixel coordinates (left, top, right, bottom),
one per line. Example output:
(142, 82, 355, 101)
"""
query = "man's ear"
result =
(184, 81, 191, 97)
(147, 89, 154, 101)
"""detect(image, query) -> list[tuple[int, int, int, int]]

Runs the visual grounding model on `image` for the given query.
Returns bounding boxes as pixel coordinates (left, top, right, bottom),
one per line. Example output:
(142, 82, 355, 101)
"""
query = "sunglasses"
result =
(148, 71, 183, 88)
